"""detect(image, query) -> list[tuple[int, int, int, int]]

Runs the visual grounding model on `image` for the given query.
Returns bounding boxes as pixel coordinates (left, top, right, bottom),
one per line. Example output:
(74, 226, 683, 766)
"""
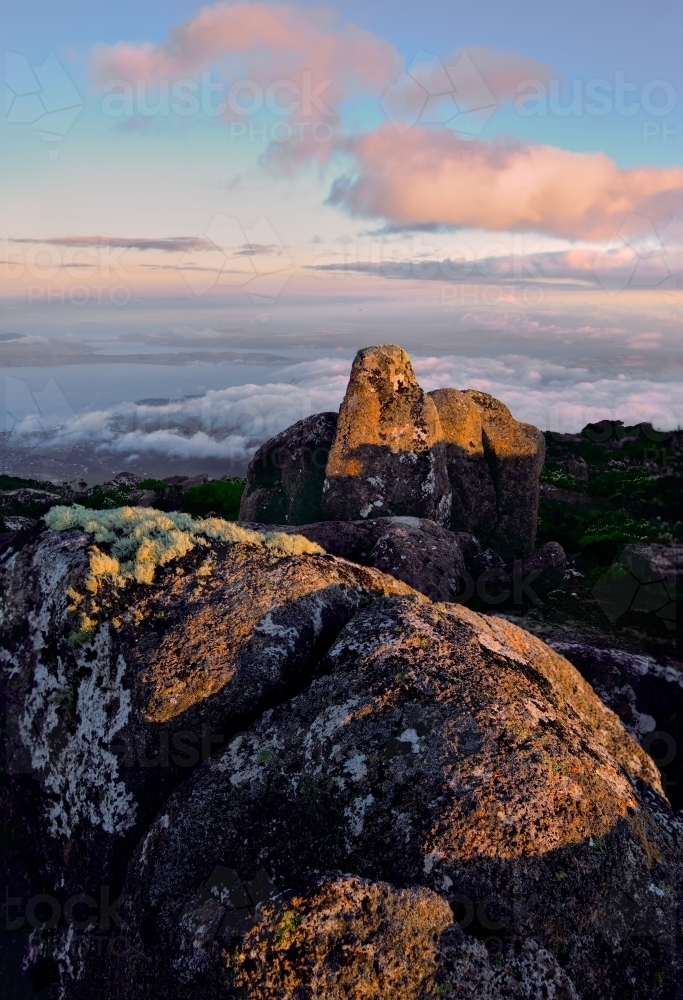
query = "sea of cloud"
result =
(4, 355, 681, 480)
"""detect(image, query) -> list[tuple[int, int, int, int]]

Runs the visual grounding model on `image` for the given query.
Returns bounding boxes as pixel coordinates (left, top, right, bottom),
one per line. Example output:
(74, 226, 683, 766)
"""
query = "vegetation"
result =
(538, 421, 682, 564)
(183, 478, 245, 520)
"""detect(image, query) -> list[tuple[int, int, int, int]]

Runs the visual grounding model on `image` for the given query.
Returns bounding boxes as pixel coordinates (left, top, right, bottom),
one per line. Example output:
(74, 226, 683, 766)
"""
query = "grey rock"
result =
(106, 598, 673, 1000)
(240, 412, 338, 525)
(321, 345, 451, 525)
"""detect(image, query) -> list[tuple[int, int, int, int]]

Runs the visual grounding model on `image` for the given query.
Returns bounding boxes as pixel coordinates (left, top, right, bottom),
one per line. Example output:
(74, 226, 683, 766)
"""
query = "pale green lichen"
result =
(44, 505, 323, 587)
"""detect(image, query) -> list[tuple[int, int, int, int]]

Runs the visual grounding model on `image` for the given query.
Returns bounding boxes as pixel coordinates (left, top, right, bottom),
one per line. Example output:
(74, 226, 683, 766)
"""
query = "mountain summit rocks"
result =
(320, 345, 452, 525)
(239, 345, 545, 560)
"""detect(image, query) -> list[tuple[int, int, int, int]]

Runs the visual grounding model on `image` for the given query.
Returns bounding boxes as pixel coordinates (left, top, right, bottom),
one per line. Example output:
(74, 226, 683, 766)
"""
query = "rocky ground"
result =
(1, 344, 681, 998)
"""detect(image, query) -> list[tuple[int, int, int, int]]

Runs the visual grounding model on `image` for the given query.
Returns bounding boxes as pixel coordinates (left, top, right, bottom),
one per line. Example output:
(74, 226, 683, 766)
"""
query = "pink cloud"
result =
(330, 124, 683, 239)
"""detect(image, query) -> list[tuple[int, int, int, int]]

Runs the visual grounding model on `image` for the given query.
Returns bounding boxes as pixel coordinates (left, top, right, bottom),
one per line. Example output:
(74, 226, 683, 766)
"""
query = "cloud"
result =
(329, 125, 683, 240)
(8, 235, 215, 253)
(6, 356, 681, 470)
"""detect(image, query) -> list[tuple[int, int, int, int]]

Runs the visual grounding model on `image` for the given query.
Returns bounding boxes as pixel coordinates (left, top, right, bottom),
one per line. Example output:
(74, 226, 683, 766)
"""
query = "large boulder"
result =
(430, 389, 545, 560)
(244, 515, 467, 602)
(0, 507, 419, 991)
(105, 597, 678, 1000)
(239, 412, 338, 524)
(321, 345, 451, 525)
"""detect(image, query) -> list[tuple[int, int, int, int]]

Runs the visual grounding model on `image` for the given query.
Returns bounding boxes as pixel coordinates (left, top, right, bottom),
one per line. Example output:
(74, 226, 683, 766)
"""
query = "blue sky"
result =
(0, 2, 681, 475)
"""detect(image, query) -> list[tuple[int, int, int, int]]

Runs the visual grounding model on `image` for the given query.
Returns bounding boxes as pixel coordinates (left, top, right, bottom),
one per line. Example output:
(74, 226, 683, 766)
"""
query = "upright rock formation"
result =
(239, 412, 338, 525)
(321, 345, 451, 525)
(428, 388, 497, 538)
(430, 388, 545, 560)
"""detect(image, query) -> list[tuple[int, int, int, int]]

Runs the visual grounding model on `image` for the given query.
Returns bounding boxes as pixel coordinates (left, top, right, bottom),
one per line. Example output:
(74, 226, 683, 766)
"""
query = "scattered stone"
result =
(560, 456, 589, 480)
(240, 412, 338, 525)
(321, 345, 451, 525)
(504, 541, 567, 600)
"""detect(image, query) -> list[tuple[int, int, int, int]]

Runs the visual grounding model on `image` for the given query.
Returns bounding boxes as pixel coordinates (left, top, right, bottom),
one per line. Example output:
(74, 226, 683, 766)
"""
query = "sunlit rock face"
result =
(239, 412, 339, 526)
(321, 345, 452, 525)
(105, 598, 681, 1000)
(0, 515, 418, 988)
(430, 387, 545, 560)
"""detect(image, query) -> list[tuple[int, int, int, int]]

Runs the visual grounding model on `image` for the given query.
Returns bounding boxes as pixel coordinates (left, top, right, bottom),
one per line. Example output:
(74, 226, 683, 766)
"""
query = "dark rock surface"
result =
(321, 345, 451, 525)
(104, 598, 674, 1000)
(428, 388, 498, 538)
(244, 516, 468, 602)
(0, 515, 418, 989)
(239, 412, 338, 525)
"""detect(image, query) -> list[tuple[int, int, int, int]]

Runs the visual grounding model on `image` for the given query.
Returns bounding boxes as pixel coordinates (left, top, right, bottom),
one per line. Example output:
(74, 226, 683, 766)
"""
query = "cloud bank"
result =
(6, 357, 681, 471)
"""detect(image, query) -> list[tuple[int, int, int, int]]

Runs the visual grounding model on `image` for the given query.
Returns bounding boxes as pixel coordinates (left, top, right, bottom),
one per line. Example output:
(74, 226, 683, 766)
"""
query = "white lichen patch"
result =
(344, 753, 368, 781)
(344, 793, 374, 839)
(18, 625, 135, 838)
(44, 505, 323, 587)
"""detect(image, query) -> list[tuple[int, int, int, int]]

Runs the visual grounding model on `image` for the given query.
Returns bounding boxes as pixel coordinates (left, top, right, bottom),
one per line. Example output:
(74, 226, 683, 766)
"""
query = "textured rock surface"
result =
(224, 875, 580, 1000)
(239, 412, 338, 524)
(245, 516, 467, 602)
(106, 598, 677, 1000)
(430, 389, 544, 559)
(321, 345, 451, 525)
(0, 519, 418, 988)
(428, 388, 498, 538)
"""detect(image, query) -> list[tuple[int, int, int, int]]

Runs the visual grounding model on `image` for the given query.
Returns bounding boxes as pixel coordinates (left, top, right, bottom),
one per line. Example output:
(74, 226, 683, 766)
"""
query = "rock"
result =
(162, 476, 189, 485)
(179, 474, 209, 491)
(0, 487, 62, 518)
(0, 510, 419, 990)
(560, 456, 589, 480)
(321, 345, 451, 525)
(240, 412, 338, 525)
(592, 543, 681, 629)
(428, 388, 498, 537)
(107, 597, 676, 1000)
(504, 541, 567, 601)
(539, 482, 596, 509)
(245, 516, 467, 603)
(429, 388, 544, 559)
(133, 490, 158, 508)
(224, 875, 579, 1000)
(3, 514, 38, 531)
(547, 641, 683, 808)
(113, 472, 142, 489)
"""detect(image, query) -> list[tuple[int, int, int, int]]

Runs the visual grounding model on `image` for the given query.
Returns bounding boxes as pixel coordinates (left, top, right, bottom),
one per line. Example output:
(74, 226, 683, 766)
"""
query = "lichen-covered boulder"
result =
(239, 412, 338, 524)
(245, 515, 467, 602)
(223, 875, 580, 1000)
(321, 345, 451, 525)
(107, 598, 678, 1000)
(0, 507, 420, 990)
(429, 389, 545, 560)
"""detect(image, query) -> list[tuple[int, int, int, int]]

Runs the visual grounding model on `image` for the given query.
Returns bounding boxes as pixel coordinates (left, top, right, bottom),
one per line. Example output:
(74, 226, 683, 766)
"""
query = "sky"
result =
(0, 1, 681, 479)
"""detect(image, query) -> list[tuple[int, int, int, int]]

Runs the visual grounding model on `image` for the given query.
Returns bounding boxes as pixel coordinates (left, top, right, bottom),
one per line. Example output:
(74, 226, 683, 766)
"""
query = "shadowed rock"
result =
(428, 388, 498, 537)
(239, 412, 338, 524)
(105, 598, 676, 1000)
(321, 345, 451, 525)
(244, 516, 467, 602)
(430, 388, 545, 560)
